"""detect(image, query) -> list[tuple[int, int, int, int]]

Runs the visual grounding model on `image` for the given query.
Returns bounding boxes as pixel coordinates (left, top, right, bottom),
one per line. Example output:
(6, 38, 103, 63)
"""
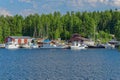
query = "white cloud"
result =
(67, 0, 83, 7)
(39, 1, 65, 13)
(10, 0, 14, 3)
(87, 0, 98, 7)
(18, 0, 32, 3)
(87, 0, 108, 7)
(41, 4, 54, 13)
(20, 9, 36, 16)
(99, 0, 107, 3)
(67, 0, 107, 7)
(0, 8, 12, 16)
(16, 0, 120, 15)
(18, 0, 38, 9)
(110, 0, 120, 6)
(32, 1, 38, 9)
(87, 0, 120, 7)
(66, 0, 120, 9)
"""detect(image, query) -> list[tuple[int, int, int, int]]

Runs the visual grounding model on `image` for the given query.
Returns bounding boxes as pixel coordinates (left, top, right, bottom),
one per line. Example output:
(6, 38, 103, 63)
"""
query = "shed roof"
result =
(69, 33, 89, 42)
(70, 37, 89, 41)
(8, 36, 32, 39)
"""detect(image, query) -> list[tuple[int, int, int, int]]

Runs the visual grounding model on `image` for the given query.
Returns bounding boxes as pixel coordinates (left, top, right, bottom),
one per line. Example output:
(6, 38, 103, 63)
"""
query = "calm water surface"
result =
(0, 48, 120, 80)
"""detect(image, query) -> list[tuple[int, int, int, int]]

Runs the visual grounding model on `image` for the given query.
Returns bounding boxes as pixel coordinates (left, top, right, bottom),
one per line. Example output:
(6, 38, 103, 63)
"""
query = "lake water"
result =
(0, 48, 120, 80)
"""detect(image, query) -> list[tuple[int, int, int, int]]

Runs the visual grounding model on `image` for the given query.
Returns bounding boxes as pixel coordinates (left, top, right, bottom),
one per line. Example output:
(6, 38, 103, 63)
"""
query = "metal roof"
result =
(9, 36, 32, 39)
(69, 33, 89, 42)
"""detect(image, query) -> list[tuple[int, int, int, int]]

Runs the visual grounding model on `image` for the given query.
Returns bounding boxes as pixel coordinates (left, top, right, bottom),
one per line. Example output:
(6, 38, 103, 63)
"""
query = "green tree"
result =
(114, 20, 120, 40)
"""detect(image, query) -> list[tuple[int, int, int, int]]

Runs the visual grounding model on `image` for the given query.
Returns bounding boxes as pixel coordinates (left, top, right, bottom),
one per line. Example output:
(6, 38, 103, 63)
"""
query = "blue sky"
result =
(0, 0, 120, 16)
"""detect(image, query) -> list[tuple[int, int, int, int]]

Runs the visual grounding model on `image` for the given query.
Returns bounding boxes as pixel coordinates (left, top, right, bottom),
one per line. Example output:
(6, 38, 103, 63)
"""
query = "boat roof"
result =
(43, 39, 51, 43)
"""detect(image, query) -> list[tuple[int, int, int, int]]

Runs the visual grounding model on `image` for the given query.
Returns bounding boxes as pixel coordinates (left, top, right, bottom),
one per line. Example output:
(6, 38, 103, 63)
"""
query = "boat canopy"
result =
(43, 39, 51, 43)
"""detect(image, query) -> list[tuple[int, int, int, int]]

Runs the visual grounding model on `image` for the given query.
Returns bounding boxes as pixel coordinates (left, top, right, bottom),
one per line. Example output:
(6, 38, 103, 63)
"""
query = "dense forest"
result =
(0, 10, 120, 43)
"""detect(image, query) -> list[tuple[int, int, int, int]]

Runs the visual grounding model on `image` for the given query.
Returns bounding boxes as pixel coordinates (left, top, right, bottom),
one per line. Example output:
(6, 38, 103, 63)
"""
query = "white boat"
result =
(105, 39, 118, 49)
(104, 43, 115, 49)
(0, 44, 5, 48)
(40, 43, 64, 49)
(22, 44, 31, 48)
(71, 45, 86, 50)
(70, 41, 87, 50)
(31, 43, 39, 48)
(5, 42, 19, 49)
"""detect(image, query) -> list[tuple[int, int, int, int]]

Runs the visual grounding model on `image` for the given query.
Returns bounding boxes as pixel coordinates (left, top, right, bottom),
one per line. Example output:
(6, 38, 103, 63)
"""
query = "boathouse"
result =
(69, 33, 94, 46)
(5, 36, 32, 45)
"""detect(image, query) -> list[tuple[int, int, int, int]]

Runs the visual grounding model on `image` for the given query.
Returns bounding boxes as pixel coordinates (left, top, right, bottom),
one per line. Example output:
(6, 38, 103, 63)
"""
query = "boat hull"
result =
(5, 45, 19, 49)
(70, 46, 85, 50)
(40, 44, 64, 49)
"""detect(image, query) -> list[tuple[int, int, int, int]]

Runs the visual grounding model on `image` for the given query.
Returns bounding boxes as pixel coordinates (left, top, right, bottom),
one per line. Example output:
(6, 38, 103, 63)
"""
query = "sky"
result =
(0, 0, 120, 16)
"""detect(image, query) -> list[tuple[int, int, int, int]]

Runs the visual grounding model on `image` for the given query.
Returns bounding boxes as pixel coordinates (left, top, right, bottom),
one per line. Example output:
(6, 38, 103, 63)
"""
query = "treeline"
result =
(0, 10, 120, 43)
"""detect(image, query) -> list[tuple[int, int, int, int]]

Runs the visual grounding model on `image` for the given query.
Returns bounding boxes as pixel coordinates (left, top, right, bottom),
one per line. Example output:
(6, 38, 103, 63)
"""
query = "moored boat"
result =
(31, 43, 39, 48)
(40, 43, 64, 49)
(21, 44, 31, 48)
(0, 44, 5, 48)
(104, 43, 115, 49)
(70, 45, 86, 50)
(70, 41, 87, 50)
(5, 42, 19, 49)
(88, 44, 105, 48)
